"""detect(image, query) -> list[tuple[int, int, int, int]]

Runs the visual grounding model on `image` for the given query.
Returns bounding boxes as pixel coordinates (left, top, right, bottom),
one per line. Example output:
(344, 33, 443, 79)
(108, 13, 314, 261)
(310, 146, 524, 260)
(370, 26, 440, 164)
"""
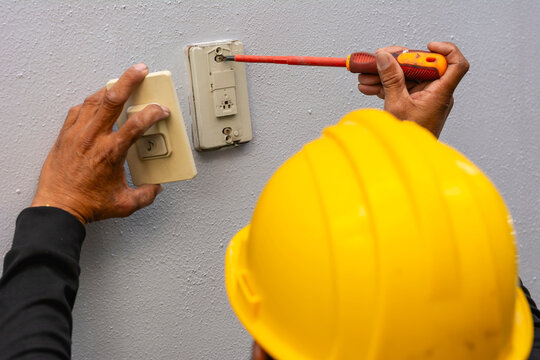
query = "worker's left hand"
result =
(31, 64, 169, 224)
(357, 42, 469, 138)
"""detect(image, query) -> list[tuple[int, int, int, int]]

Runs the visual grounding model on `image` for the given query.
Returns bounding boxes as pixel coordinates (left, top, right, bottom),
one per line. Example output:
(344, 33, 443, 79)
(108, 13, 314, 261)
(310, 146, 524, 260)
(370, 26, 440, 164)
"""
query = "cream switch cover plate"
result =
(186, 40, 253, 151)
(106, 71, 197, 186)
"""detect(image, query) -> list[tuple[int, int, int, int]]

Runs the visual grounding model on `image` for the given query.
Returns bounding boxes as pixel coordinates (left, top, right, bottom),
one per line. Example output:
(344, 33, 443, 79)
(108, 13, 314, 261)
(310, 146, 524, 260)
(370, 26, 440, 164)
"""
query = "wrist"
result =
(31, 196, 87, 225)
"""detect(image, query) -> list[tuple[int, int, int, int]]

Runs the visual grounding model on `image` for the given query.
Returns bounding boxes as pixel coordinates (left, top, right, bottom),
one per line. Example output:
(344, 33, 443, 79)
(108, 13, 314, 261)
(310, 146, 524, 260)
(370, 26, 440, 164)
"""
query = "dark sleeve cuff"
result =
(10, 206, 85, 263)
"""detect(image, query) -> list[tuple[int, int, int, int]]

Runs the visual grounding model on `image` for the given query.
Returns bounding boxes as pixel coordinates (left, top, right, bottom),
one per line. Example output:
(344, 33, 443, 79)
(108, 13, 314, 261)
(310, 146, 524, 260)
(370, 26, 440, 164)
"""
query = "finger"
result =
(427, 42, 470, 93)
(375, 51, 409, 104)
(77, 87, 106, 125)
(443, 96, 455, 120)
(377, 45, 408, 54)
(93, 63, 150, 132)
(358, 74, 381, 86)
(405, 81, 417, 91)
(408, 81, 429, 94)
(359, 76, 416, 90)
(126, 184, 163, 214)
(359, 78, 416, 93)
(358, 84, 382, 96)
(115, 103, 170, 154)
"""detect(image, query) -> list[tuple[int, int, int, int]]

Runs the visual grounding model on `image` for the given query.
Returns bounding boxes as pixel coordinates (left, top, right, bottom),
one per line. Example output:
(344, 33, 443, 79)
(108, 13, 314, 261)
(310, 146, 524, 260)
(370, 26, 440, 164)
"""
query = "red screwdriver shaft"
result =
(224, 51, 448, 81)
(232, 54, 347, 67)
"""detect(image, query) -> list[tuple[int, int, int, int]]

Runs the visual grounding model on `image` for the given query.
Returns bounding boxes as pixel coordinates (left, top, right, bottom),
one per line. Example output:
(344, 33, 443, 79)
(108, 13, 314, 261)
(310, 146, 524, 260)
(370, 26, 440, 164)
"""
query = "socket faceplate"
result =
(106, 71, 197, 185)
(186, 40, 252, 151)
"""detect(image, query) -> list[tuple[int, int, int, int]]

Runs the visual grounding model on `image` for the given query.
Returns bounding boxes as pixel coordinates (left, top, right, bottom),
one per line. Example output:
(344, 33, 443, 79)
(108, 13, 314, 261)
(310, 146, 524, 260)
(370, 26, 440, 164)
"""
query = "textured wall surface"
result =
(1, 0, 539, 358)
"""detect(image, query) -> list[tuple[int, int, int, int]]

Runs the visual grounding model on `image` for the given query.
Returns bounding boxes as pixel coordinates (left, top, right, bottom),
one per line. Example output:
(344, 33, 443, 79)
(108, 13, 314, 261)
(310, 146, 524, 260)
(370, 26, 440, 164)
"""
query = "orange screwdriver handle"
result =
(347, 50, 447, 81)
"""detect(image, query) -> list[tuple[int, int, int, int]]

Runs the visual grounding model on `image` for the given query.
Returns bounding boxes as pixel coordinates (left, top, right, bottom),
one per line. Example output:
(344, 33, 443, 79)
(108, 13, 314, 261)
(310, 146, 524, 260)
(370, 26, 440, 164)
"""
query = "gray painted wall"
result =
(1, 1, 539, 358)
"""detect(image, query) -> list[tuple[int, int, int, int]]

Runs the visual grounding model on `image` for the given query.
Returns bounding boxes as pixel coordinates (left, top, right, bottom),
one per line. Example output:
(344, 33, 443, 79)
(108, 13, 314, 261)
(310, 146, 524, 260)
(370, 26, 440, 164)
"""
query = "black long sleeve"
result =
(0, 207, 85, 360)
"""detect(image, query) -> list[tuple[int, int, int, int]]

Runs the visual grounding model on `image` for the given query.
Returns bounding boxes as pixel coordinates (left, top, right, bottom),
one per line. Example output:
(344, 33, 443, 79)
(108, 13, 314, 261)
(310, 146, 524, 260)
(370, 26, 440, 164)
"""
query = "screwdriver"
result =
(220, 50, 447, 81)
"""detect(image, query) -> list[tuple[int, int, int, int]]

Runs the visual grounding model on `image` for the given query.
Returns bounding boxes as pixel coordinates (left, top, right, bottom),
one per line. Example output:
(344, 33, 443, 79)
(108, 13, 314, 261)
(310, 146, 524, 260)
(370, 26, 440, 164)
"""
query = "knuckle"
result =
(84, 93, 102, 106)
(382, 71, 404, 88)
(127, 197, 140, 213)
(138, 104, 166, 124)
(440, 41, 458, 51)
(79, 135, 95, 152)
(83, 97, 98, 106)
(105, 139, 122, 160)
(68, 104, 82, 115)
(140, 190, 156, 207)
(118, 190, 155, 216)
(146, 103, 164, 116)
(124, 131, 143, 147)
(115, 125, 141, 152)
(459, 58, 470, 73)
(115, 193, 138, 216)
(103, 89, 124, 109)
(127, 114, 146, 134)
(120, 201, 137, 217)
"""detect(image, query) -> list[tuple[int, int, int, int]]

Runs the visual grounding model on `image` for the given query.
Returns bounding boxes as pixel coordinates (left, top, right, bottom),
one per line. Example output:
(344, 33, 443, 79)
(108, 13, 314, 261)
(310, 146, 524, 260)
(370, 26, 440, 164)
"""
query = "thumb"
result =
(128, 184, 163, 213)
(376, 51, 409, 102)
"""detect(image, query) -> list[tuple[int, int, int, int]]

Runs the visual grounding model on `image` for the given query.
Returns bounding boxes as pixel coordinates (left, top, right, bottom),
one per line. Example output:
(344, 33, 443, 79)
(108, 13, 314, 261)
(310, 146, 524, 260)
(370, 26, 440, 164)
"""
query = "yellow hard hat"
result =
(225, 109, 533, 360)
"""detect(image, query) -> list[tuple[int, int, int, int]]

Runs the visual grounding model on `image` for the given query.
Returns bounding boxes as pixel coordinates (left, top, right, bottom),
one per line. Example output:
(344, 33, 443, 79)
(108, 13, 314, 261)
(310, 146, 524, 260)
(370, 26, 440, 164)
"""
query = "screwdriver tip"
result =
(214, 55, 235, 63)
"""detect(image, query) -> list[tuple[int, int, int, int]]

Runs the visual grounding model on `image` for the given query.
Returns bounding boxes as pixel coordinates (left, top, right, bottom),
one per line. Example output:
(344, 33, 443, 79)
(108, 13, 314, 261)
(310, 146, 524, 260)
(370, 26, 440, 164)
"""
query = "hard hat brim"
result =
(225, 225, 304, 359)
(226, 225, 535, 360)
(508, 287, 534, 359)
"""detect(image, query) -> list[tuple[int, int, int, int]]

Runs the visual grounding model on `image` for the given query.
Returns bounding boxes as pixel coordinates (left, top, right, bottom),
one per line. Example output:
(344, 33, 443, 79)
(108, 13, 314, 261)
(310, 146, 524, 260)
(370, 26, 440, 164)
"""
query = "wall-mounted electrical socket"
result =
(106, 71, 197, 186)
(185, 40, 252, 151)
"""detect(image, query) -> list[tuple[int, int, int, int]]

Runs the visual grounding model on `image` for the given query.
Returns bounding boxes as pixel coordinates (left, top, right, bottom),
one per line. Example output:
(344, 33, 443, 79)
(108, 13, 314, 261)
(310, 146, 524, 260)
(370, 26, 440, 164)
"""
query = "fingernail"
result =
(160, 105, 170, 114)
(134, 63, 148, 72)
(376, 52, 392, 71)
(158, 184, 165, 194)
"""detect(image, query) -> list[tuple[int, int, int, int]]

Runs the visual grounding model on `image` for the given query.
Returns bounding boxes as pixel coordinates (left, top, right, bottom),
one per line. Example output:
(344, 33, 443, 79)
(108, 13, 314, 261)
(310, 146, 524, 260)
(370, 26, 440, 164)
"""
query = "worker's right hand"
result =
(357, 42, 469, 138)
